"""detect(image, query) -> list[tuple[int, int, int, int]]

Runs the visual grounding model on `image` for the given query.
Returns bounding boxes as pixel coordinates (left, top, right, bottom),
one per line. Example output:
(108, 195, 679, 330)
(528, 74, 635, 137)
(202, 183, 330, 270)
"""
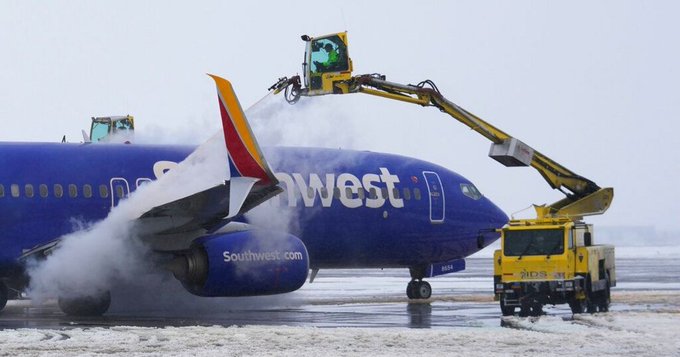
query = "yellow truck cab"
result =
(494, 218, 615, 316)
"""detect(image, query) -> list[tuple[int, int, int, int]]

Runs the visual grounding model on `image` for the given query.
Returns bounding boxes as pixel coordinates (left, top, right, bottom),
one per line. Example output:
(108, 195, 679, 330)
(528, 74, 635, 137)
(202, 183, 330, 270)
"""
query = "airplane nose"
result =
(487, 198, 509, 229)
(476, 197, 508, 249)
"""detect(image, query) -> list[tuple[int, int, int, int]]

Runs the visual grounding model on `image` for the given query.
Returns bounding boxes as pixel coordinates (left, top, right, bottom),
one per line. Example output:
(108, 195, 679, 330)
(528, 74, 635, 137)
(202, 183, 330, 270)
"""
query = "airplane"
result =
(0, 75, 508, 316)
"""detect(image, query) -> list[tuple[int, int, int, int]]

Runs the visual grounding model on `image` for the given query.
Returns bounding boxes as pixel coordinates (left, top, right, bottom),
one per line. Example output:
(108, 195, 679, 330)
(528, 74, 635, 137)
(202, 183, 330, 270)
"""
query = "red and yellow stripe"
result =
(208, 74, 275, 185)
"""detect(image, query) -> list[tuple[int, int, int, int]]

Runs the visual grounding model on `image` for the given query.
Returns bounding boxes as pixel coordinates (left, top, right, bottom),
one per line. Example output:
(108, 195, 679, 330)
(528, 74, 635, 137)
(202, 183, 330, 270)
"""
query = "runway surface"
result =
(1, 257, 678, 330)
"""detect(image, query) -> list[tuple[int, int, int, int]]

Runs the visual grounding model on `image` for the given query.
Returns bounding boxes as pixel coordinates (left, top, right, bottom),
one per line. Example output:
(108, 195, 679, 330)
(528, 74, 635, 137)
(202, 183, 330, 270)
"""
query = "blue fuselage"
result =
(0, 142, 507, 275)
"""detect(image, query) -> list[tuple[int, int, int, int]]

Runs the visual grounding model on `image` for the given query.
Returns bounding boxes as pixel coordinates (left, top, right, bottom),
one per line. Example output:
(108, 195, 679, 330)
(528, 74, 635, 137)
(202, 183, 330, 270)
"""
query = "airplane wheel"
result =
(406, 281, 417, 299)
(58, 290, 111, 316)
(406, 281, 431, 299)
(416, 281, 432, 299)
(0, 282, 8, 312)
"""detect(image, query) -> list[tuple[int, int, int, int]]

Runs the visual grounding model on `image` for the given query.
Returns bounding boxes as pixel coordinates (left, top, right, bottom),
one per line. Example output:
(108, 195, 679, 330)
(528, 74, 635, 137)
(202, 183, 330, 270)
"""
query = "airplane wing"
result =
(21, 75, 281, 259)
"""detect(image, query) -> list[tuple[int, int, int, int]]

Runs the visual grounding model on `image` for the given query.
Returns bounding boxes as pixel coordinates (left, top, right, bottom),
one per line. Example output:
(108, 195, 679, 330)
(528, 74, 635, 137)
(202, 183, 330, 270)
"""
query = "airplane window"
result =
(392, 188, 401, 200)
(333, 187, 341, 199)
(357, 188, 365, 200)
(83, 184, 93, 198)
(0, 184, 4, 198)
(25, 184, 34, 198)
(344, 187, 352, 198)
(99, 185, 109, 198)
(11, 184, 20, 198)
(368, 188, 378, 200)
(306, 187, 314, 199)
(69, 184, 78, 198)
(414, 188, 422, 200)
(460, 183, 482, 200)
(320, 187, 329, 199)
(381, 187, 388, 199)
(39, 184, 48, 198)
(54, 184, 63, 198)
(403, 188, 411, 200)
(116, 186, 124, 198)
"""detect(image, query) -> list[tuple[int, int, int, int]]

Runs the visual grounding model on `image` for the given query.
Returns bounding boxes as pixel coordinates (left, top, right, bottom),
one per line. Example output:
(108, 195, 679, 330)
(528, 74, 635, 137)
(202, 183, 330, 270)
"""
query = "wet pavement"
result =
(1, 257, 678, 330)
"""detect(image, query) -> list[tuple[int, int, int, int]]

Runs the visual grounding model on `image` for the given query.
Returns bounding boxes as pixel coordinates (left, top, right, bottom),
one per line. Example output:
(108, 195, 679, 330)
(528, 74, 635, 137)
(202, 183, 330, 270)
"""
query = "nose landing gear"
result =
(407, 266, 432, 300)
(406, 279, 432, 299)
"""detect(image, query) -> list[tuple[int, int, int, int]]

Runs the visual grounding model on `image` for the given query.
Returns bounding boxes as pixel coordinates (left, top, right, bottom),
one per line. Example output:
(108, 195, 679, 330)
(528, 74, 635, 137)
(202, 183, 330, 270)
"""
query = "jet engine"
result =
(169, 230, 309, 297)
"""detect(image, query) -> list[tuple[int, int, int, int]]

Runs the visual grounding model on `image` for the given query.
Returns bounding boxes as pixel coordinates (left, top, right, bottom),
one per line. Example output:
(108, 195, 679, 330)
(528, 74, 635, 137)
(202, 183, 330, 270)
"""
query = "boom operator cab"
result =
(89, 115, 135, 143)
(270, 32, 352, 103)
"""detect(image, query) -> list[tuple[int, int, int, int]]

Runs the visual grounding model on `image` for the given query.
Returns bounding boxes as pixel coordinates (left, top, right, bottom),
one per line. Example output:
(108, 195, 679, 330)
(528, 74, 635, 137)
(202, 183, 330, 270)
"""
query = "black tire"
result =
(0, 282, 8, 313)
(584, 274, 597, 314)
(406, 281, 417, 299)
(500, 298, 515, 316)
(58, 290, 111, 316)
(519, 305, 530, 317)
(416, 281, 432, 299)
(569, 296, 587, 314)
(586, 296, 597, 313)
(598, 273, 611, 312)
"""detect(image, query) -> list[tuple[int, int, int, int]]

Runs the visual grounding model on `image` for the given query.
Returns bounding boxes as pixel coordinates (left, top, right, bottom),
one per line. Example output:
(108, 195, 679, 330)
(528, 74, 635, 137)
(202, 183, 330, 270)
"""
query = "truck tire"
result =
(585, 275, 597, 313)
(500, 298, 515, 316)
(597, 273, 611, 312)
(569, 298, 586, 314)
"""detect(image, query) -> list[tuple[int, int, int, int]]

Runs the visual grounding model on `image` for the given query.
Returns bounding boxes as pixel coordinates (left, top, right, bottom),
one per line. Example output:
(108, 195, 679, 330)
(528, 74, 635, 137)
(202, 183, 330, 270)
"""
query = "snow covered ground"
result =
(0, 256, 678, 356)
(0, 311, 678, 356)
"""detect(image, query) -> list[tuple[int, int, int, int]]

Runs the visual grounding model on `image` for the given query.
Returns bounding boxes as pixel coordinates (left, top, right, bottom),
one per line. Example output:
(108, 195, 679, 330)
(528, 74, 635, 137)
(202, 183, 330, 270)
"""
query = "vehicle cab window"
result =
(310, 36, 349, 74)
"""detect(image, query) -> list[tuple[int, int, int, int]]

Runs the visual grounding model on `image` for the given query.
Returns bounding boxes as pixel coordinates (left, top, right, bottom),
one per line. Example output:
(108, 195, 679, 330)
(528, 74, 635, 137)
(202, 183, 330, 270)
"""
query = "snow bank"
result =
(0, 311, 678, 356)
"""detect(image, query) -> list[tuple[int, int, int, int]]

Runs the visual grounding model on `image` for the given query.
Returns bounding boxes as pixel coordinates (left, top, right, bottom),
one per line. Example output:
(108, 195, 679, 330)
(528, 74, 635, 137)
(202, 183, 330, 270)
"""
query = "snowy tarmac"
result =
(1, 256, 679, 355)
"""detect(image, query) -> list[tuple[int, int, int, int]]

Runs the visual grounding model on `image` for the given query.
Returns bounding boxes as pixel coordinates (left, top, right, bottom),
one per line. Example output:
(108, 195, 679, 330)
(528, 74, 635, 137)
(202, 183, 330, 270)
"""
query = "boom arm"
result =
(346, 75, 613, 219)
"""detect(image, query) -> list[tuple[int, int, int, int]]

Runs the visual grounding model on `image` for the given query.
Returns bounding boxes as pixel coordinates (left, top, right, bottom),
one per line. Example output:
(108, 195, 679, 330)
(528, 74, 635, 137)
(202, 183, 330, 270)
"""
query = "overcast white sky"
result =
(1, 1, 678, 234)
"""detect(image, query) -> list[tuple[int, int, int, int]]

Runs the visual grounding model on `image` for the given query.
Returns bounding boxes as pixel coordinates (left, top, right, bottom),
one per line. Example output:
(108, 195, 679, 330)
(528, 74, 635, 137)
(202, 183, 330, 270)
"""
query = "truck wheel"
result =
(586, 301, 597, 313)
(530, 303, 543, 317)
(569, 297, 586, 314)
(500, 298, 515, 316)
(585, 274, 597, 314)
(598, 273, 611, 312)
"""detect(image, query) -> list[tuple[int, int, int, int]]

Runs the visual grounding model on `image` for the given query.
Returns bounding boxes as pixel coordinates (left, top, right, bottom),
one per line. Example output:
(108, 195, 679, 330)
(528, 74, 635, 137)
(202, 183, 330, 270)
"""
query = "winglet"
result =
(208, 74, 277, 186)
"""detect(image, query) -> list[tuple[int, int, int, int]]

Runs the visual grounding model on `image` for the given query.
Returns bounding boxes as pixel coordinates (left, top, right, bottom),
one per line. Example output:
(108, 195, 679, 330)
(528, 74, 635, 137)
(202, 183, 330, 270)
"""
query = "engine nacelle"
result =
(171, 230, 309, 297)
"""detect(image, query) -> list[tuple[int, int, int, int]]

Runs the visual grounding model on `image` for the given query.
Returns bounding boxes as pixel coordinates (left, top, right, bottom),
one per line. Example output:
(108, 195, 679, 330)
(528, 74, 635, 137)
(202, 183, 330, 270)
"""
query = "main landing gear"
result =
(58, 290, 111, 316)
(407, 267, 432, 300)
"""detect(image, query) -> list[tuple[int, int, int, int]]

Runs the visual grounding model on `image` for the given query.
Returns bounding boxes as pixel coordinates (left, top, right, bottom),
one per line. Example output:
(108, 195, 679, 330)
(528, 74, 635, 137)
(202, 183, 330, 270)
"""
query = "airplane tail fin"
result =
(208, 74, 277, 186)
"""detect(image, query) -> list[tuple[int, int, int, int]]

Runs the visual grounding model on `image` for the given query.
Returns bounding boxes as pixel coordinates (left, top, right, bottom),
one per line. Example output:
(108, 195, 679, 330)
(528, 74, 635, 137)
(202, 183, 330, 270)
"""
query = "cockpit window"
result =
(460, 183, 482, 200)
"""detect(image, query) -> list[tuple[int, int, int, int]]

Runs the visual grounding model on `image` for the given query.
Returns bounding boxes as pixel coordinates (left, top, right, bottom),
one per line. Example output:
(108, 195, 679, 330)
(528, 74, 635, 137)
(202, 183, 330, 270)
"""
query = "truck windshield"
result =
(504, 229, 564, 257)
